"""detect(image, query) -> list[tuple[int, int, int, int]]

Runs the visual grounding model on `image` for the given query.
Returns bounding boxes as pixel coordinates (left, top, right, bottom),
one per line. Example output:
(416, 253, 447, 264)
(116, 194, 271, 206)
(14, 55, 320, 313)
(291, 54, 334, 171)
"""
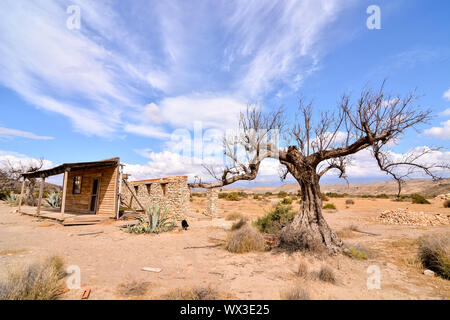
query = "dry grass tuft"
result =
(344, 245, 370, 260)
(225, 225, 266, 253)
(280, 285, 310, 300)
(162, 286, 219, 300)
(225, 212, 244, 221)
(295, 260, 309, 278)
(345, 199, 355, 205)
(116, 280, 151, 297)
(0, 255, 66, 300)
(337, 224, 360, 238)
(316, 266, 336, 283)
(418, 233, 450, 280)
(231, 218, 247, 231)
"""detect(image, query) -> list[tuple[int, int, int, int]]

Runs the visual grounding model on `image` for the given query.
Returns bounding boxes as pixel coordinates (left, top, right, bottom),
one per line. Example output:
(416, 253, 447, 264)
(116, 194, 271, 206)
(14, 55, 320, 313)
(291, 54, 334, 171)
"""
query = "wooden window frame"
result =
(73, 176, 82, 194)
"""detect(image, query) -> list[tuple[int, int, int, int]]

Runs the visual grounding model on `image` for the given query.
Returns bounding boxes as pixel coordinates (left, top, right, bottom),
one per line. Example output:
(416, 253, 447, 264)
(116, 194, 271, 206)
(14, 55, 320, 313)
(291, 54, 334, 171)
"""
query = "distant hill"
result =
(226, 178, 450, 197)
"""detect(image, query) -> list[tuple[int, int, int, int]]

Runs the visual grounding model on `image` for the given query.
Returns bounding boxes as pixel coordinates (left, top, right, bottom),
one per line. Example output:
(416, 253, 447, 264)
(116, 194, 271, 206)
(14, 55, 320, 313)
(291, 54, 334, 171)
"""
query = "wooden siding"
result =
(65, 165, 118, 216)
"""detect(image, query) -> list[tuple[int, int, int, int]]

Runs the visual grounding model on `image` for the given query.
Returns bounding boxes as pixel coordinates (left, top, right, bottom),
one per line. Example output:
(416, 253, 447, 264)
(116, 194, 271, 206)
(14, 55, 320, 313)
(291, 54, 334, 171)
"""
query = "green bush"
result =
(322, 203, 336, 210)
(375, 193, 389, 199)
(226, 192, 240, 201)
(325, 192, 347, 198)
(253, 194, 260, 200)
(411, 194, 431, 204)
(277, 191, 288, 198)
(280, 197, 293, 205)
(254, 203, 296, 234)
(264, 192, 273, 196)
(46, 192, 61, 208)
(321, 193, 329, 201)
(0, 190, 10, 201)
(4, 192, 19, 206)
(344, 247, 368, 260)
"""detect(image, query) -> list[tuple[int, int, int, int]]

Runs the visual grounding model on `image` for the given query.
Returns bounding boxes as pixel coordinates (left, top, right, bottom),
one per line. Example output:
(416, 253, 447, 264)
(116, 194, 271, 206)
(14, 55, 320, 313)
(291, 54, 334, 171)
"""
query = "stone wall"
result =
(121, 175, 189, 220)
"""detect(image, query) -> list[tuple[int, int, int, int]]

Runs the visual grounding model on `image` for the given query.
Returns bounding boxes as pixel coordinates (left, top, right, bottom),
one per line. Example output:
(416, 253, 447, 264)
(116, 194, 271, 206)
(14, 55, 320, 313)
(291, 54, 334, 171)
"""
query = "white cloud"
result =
(123, 124, 171, 139)
(0, 127, 53, 140)
(0, 150, 53, 171)
(443, 88, 450, 100)
(439, 108, 450, 116)
(424, 119, 450, 139)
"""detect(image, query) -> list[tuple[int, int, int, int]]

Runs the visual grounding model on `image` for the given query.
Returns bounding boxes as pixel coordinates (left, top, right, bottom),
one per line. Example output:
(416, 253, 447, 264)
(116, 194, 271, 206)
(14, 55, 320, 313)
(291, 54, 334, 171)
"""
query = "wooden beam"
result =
(18, 177, 26, 212)
(60, 170, 68, 217)
(122, 179, 145, 211)
(36, 177, 45, 216)
(116, 165, 123, 219)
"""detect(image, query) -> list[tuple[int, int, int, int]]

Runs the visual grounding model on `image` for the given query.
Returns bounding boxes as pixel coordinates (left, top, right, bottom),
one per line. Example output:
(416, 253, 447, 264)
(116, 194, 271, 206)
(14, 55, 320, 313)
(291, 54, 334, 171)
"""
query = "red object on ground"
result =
(81, 288, 91, 300)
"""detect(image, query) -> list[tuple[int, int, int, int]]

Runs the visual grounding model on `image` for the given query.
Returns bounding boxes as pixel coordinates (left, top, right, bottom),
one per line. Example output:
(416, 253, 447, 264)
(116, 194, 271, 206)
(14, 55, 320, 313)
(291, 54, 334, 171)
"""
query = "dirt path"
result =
(0, 198, 448, 300)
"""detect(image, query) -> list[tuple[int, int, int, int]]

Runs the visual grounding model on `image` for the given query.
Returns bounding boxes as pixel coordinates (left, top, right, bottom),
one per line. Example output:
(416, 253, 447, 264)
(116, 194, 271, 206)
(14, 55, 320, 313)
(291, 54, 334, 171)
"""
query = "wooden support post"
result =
(116, 165, 123, 219)
(60, 170, 68, 217)
(18, 177, 26, 212)
(123, 179, 145, 211)
(36, 176, 45, 216)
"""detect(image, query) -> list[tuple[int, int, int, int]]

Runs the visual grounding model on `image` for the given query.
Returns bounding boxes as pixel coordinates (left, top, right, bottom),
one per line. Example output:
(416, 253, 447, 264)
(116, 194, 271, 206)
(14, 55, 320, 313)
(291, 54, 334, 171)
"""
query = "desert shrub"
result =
(218, 192, 227, 199)
(253, 194, 260, 200)
(254, 203, 296, 234)
(225, 225, 265, 253)
(344, 247, 368, 260)
(277, 191, 288, 198)
(375, 193, 389, 199)
(0, 189, 10, 201)
(321, 193, 329, 201)
(237, 191, 248, 198)
(192, 192, 206, 197)
(418, 234, 449, 279)
(280, 197, 292, 205)
(4, 192, 19, 205)
(322, 203, 336, 210)
(280, 286, 310, 300)
(325, 192, 347, 198)
(295, 261, 308, 278)
(444, 200, 450, 208)
(225, 212, 243, 221)
(162, 286, 219, 300)
(231, 218, 247, 231)
(116, 280, 150, 297)
(316, 266, 336, 283)
(411, 194, 431, 204)
(360, 194, 374, 198)
(126, 205, 176, 234)
(337, 224, 359, 238)
(225, 192, 240, 201)
(265, 192, 273, 196)
(0, 256, 66, 300)
(345, 199, 355, 205)
(46, 192, 61, 208)
(290, 195, 298, 201)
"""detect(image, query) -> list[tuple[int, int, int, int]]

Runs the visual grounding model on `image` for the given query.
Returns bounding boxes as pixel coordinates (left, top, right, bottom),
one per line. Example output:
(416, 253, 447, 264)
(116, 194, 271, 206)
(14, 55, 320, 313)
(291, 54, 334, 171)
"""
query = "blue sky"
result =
(0, 0, 449, 186)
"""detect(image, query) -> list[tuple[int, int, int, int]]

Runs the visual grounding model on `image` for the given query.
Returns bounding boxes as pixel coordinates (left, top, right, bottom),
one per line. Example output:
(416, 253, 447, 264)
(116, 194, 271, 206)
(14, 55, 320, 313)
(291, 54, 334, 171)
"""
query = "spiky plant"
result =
(46, 192, 61, 208)
(4, 192, 19, 206)
(127, 204, 176, 234)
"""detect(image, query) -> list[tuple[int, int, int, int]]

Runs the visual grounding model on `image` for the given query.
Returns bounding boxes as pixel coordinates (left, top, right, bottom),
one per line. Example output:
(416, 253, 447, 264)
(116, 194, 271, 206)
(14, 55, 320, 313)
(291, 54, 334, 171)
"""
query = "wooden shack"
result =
(20, 158, 122, 220)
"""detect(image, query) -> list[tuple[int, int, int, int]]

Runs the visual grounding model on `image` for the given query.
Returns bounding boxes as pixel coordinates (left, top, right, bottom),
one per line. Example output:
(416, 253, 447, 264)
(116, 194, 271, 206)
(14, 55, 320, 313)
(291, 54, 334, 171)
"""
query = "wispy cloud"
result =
(0, 127, 53, 140)
(444, 89, 450, 101)
(424, 120, 450, 140)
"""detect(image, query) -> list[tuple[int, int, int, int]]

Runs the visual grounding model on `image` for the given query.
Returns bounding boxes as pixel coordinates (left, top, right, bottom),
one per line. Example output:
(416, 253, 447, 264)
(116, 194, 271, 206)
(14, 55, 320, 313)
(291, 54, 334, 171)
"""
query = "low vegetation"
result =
(0, 256, 66, 300)
(4, 192, 19, 205)
(280, 285, 310, 300)
(411, 194, 431, 204)
(277, 191, 288, 198)
(219, 192, 240, 201)
(116, 280, 150, 297)
(295, 261, 308, 278)
(225, 224, 266, 253)
(345, 199, 355, 205)
(316, 266, 336, 284)
(325, 192, 348, 198)
(444, 200, 450, 208)
(225, 212, 243, 221)
(337, 224, 359, 238)
(321, 193, 329, 201)
(322, 203, 336, 210)
(126, 205, 176, 234)
(418, 234, 449, 280)
(231, 218, 247, 231)
(254, 203, 296, 234)
(344, 247, 369, 260)
(280, 197, 292, 205)
(46, 191, 61, 208)
(162, 286, 220, 300)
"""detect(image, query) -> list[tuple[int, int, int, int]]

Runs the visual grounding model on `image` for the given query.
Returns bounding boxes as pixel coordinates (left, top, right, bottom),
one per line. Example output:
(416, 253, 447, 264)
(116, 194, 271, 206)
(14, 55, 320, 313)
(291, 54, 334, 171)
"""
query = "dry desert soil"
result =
(0, 195, 449, 300)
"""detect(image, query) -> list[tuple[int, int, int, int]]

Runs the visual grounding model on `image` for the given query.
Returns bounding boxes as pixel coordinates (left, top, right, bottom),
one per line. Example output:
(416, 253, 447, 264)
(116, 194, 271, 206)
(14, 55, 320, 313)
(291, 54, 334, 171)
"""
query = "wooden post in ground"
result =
(60, 170, 68, 218)
(18, 177, 26, 212)
(36, 176, 45, 216)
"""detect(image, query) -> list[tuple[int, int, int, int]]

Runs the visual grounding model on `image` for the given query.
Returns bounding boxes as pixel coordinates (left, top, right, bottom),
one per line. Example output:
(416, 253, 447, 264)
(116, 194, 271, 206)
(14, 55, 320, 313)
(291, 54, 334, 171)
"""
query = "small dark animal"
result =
(181, 219, 189, 230)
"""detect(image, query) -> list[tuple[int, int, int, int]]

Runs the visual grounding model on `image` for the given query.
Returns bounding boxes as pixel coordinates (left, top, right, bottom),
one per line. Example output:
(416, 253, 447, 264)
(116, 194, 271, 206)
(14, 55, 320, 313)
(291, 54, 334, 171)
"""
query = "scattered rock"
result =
(377, 209, 450, 226)
(423, 269, 435, 277)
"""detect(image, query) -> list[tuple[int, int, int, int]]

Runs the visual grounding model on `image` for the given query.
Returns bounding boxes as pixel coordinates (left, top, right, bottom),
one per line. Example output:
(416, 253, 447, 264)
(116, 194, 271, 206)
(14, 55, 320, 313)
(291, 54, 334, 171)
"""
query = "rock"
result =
(423, 269, 435, 277)
(377, 209, 450, 226)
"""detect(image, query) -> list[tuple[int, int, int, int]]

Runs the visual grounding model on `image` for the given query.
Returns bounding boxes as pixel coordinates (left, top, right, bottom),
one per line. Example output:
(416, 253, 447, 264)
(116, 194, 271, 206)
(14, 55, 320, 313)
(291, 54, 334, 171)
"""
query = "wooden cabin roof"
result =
(22, 158, 120, 179)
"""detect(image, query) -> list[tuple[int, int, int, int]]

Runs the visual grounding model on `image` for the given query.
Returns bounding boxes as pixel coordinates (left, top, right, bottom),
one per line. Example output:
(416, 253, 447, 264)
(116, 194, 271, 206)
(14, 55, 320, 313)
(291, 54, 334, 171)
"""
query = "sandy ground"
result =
(0, 196, 449, 300)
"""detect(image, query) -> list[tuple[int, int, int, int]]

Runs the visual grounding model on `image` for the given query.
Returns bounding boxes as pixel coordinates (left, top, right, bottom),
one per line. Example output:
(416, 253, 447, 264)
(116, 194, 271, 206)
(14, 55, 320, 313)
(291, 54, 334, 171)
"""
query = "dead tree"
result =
(195, 83, 448, 253)
(0, 158, 44, 206)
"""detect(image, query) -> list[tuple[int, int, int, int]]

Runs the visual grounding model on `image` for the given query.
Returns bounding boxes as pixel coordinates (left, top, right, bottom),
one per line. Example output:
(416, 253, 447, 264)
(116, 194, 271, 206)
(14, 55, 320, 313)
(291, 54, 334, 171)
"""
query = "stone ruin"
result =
(204, 188, 219, 216)
(121, 175, 190, 220)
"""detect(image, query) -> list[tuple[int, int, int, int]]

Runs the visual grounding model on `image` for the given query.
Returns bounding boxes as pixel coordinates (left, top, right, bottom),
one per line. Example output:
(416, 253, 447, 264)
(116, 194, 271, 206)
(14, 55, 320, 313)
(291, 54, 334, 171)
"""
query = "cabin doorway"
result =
(89, 178, 100, 214)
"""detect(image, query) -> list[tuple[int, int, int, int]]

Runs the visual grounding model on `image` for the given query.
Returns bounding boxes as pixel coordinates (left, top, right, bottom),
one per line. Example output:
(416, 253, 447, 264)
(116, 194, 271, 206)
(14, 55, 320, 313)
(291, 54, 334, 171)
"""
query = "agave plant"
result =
(4, 192, 19, 205)
(46, 192, 61, 208)
(127, 204, 176, 234)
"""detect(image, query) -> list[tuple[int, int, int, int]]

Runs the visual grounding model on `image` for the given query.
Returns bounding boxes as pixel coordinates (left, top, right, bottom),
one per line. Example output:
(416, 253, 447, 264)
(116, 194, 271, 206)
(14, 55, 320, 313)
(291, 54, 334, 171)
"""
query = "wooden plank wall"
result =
(65, 165, 118, 216)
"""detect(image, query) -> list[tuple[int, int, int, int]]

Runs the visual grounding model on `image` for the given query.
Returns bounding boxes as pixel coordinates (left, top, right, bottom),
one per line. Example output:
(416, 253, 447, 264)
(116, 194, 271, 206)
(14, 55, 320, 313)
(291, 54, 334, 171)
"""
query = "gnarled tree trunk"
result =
(279, 166, 343, 253)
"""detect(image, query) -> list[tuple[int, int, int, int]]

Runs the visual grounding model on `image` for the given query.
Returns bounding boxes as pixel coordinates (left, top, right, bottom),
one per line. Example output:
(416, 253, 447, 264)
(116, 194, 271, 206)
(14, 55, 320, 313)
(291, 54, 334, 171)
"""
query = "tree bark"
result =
(279, 166, 343, 253)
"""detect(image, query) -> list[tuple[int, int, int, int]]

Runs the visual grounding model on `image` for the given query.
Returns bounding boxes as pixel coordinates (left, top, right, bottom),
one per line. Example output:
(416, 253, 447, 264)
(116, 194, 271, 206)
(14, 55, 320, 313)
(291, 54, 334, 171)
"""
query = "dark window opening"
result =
(161, 183, 168, 196)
